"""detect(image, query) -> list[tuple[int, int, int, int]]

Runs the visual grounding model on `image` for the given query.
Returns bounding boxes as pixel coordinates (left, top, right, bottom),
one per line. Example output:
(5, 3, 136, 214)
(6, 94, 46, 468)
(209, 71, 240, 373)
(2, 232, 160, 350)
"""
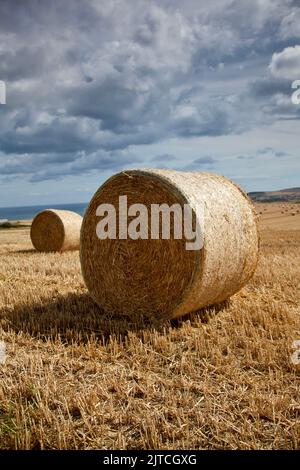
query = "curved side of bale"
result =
(80, 169, 259, 319)
(157, 170, 259, 318)
(58, 210, 83, 251)
(31, 209, 83, 252)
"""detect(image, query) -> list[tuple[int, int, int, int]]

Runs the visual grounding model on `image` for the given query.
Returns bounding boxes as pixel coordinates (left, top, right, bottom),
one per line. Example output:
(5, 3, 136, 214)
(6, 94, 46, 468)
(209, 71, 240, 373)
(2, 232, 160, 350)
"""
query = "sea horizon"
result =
(0, 202, 88, 221)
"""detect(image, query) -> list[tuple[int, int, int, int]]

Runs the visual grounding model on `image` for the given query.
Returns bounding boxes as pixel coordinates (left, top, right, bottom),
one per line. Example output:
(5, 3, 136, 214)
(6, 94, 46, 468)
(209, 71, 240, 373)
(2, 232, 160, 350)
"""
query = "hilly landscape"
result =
(249, 187, 300, 203)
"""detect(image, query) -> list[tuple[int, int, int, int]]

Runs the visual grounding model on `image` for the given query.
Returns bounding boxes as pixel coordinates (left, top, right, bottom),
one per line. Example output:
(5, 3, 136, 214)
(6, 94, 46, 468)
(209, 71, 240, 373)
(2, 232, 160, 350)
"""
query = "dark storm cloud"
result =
(0, 118, 99, 154)
(151, 154, 177, 162)
(249, 78, 290, 98)
(257, 147, 290, 158)
(0, 48, 49, 82)
(0, 0, 299, 181)
(274, 151, 289, 157)
(183, 156, 217, 171)
(0, 150, 140, 182)
(257, 147, 275, 154)
(192, 156, 217, 165)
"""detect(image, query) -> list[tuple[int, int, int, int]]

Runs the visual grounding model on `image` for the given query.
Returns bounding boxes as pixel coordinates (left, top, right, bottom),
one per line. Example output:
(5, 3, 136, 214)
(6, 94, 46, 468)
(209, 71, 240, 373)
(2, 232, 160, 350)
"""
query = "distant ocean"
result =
(0, 203, 88, 221)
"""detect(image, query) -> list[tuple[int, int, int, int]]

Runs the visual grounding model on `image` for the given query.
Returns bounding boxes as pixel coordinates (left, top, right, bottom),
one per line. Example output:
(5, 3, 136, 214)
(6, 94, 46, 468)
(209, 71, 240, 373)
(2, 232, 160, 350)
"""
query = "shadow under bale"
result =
(14, 248, 37, 254)
(0, 291, 229, 345)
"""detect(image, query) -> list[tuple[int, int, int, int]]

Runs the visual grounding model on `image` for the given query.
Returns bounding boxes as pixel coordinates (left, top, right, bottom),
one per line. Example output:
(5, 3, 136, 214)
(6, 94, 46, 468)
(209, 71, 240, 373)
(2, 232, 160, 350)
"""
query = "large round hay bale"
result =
(31, 209, 83, 252)
(80, 169, 259, 319)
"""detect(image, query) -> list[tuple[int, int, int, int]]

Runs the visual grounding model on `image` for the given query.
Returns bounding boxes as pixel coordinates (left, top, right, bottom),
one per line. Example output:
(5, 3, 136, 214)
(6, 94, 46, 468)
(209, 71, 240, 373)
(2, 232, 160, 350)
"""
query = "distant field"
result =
(255, 202, 300, 230)
(0, 203, 299, 449)
(249, 187, 300, 203)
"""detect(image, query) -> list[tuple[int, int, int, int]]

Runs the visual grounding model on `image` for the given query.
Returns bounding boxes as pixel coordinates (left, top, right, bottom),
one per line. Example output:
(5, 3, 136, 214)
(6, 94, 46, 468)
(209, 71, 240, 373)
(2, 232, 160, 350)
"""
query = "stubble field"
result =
(0, 202, 299, 449)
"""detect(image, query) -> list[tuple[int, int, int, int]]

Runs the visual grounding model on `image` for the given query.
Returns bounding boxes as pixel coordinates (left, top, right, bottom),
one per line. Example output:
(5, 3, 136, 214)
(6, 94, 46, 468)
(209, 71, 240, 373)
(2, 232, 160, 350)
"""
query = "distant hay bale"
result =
(80, 169, 259, 319)
(31, 209, 83, 252)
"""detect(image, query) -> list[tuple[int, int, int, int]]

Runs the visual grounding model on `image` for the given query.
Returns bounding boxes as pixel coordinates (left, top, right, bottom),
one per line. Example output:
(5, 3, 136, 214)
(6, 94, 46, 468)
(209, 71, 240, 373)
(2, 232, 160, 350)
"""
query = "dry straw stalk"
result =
(80, 169, 259, 319)
(31, 209, 83, 252)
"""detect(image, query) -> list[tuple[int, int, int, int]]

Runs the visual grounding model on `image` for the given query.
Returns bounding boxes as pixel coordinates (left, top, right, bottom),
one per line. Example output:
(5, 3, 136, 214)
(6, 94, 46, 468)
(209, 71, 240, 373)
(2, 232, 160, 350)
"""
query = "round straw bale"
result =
(80, 169, 259, 319)
(31, 209, 83, 252)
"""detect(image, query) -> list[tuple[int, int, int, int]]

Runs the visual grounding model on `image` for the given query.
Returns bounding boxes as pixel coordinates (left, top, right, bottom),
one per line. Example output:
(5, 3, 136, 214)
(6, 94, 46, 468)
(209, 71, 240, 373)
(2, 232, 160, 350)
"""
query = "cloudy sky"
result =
(0, 0, 300, 207)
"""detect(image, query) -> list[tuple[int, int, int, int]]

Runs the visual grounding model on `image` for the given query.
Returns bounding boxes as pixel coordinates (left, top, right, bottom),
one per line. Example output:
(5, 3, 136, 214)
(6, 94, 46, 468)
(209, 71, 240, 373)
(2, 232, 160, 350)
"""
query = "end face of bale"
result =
(31, 209, 82, 252)
(80, 170, 201, 319)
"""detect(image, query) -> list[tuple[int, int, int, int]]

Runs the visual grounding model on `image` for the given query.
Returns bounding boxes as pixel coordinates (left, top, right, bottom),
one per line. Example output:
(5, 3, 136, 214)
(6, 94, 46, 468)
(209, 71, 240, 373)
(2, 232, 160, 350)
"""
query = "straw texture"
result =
(80, 169, 259, 319)
(31, 209, 82, 252)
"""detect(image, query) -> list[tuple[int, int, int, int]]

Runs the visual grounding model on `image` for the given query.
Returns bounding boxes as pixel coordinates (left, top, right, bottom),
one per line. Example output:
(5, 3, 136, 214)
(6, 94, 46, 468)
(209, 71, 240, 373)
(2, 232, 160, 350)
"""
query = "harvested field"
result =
(0, 202, 299, 449)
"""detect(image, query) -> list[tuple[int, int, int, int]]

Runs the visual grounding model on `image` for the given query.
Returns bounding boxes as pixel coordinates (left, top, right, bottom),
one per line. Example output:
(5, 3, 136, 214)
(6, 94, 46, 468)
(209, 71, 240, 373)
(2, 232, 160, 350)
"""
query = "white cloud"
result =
(269, 45, 300, 80)
(280, 8, 300, 39)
